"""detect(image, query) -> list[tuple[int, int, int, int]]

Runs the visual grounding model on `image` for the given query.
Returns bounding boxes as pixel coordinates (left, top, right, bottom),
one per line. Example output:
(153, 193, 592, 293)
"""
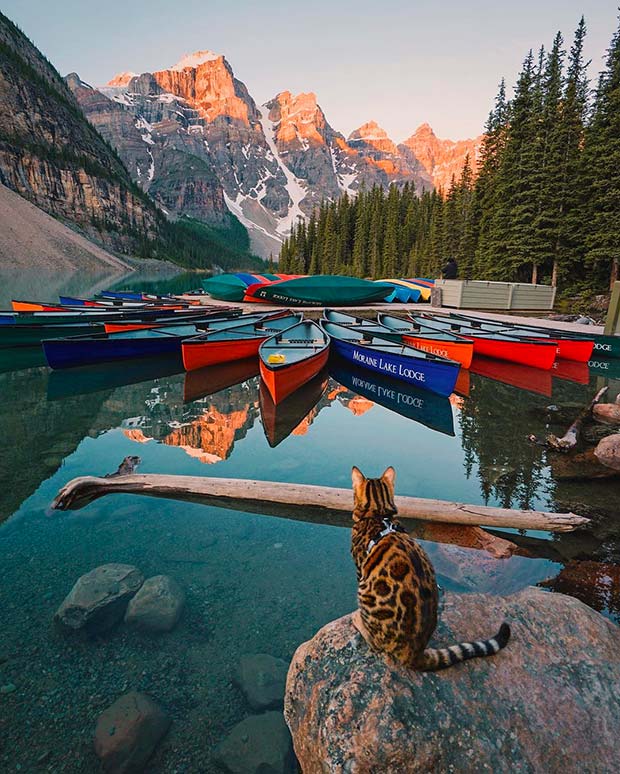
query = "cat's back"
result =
(358, 532, 438, 658)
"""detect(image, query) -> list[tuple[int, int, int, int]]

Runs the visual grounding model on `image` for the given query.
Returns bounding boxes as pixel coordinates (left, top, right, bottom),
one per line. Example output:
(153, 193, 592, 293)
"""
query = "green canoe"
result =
(249, 275, 389, 306)
(202, 275, 248, 302)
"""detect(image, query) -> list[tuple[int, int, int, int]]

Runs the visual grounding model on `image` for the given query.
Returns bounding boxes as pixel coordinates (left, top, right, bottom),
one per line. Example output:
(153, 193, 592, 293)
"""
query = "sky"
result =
(2, 1, 619, 141)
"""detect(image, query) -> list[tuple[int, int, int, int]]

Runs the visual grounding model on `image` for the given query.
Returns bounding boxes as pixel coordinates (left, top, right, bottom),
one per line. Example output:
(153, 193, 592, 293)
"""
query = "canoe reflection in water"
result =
(259, 368, 330, 447)
(468, 356, 553, 397)
(329, 356, 455, 437)
(183, 357, 260, 403)
(47, 354, 185, 400)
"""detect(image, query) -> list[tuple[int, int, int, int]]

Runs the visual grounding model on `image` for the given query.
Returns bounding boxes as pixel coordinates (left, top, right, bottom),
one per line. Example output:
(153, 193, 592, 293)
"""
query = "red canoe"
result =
(447, 313, 595, 362)
(259, 320, 330, 404)
(410, 314, 558, 370)
(182, 313, 301, 371)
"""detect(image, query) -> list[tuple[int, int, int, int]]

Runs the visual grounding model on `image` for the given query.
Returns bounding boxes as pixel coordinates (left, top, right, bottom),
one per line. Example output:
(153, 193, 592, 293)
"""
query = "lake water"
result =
(1, 271, 619, 772)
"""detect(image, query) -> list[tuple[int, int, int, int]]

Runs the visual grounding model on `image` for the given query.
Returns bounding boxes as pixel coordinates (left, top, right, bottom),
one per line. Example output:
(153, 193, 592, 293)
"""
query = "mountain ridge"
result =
(96, 52, 482, 256)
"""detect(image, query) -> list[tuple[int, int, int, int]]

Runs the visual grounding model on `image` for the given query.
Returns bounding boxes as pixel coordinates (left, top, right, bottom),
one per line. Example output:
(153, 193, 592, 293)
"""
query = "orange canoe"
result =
(259, 320, 331, 404)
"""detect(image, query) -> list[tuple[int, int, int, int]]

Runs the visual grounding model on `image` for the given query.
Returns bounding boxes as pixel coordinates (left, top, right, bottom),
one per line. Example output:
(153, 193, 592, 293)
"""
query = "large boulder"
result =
(285, 588, 620, 773)
(234, 654, 289, 710)
(94, 691, 171, 773)
(593, 403, 620, 424)
(594, 433, 620, 472)
(55, 564, 144, 635)
(124, 575, 185, 633)
(212, 711, 296, 774)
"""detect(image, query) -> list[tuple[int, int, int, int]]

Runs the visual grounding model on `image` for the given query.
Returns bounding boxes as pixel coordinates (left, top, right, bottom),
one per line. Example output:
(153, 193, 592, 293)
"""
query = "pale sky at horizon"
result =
(2, 1, 618, 141)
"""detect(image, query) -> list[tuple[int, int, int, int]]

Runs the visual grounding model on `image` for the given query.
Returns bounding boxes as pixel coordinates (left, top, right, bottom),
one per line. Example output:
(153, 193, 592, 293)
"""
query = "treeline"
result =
(278, 15, 620, 292)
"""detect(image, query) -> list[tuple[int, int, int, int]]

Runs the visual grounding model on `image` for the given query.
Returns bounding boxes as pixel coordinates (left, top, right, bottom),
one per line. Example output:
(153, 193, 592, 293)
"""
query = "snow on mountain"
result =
(86, 52, 479, 256)
(170, 50, 221, 70)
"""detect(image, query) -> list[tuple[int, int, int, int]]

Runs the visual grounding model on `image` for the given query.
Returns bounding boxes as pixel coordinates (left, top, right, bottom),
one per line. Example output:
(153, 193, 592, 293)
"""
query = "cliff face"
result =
(401, 123, 482, 192)
(67, 72, 231, 226)
(0, 12, 164, 254)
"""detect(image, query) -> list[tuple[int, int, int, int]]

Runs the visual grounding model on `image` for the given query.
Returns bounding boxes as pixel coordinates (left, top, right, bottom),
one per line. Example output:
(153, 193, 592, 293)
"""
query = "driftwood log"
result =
(51, 469, 588, 533)
(546, 386, 608, 451)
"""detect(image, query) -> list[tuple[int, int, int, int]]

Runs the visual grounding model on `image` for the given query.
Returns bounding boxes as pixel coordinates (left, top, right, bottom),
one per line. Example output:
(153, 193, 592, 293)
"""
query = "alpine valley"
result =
(69, 51, 481, 258)
(0, 8, 480, 265)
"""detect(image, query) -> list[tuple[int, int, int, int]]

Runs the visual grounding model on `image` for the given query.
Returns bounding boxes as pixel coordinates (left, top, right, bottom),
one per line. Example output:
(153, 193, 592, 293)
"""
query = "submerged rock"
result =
(550, 447, 620, 480)
(234, 654, 289, 710)
(212, 712, 296, 774)
(94, 691, 170, 773)
(595, 434, 620, 472)
(124, 575, 185, 633)
(55, 564, 144, 635)
(285, 588, 620, 773)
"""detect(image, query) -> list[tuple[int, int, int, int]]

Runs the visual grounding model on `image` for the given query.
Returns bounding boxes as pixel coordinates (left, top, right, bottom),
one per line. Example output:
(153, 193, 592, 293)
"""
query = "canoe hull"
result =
(330, 338, 459, 397)
(43, 335, 182, 369)
(402, 335, 474, 369)
(462, 335, 557, 369)
(259, 369, 329, 446)
(260, 348, 330, 404)
(251, 276, 389, 306)
(182, 337, 263, 371)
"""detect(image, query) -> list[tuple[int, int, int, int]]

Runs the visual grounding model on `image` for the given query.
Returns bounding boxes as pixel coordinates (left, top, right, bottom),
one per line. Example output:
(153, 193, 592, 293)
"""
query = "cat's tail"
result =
(416, 622, 511, 671)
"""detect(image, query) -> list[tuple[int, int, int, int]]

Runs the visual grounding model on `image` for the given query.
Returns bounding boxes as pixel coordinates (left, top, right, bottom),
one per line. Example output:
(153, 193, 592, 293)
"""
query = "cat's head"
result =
(351, 466, 397, 521)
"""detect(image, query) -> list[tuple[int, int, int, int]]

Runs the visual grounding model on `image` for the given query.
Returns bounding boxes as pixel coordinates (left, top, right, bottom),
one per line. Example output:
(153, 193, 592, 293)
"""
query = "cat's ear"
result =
(351, 466, 366, 490)
(381, 466, 396, 487)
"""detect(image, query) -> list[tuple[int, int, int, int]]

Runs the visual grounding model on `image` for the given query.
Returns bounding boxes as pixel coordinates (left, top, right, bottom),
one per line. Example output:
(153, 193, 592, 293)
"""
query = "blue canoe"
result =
(98, 290, 145, 302)
(42, 315, 262, 370)
(319, 320, 460, 397)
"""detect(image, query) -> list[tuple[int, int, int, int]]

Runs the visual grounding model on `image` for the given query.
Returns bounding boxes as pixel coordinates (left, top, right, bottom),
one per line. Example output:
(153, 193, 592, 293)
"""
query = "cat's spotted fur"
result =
(351, 465, 510, 670)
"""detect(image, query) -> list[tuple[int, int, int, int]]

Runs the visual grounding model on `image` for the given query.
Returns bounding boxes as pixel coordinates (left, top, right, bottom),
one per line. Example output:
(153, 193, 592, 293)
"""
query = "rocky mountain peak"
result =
(150, 52, 256, 125)
(413, 122, 435, 136)
(348, 121, 398, 156)
(170, 50, 221, 71)
(107, 71, 137, 87)
(401, 125, 482, 191)
(267, 91, 328, 148)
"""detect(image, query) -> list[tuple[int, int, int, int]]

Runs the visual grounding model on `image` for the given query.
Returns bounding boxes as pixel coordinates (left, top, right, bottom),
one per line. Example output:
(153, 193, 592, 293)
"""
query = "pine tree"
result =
(473, 80, 509, 277)
(582, 15, 620, 289)
(552, 17, 589, 287)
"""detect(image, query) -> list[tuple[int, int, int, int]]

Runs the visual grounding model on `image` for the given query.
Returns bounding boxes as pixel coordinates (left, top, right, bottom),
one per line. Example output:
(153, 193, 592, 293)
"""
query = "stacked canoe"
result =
(202, 273, 428, 306)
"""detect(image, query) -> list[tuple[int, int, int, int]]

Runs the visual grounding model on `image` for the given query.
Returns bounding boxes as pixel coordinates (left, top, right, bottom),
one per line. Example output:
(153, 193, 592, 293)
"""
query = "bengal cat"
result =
(350, 466, 510, 670)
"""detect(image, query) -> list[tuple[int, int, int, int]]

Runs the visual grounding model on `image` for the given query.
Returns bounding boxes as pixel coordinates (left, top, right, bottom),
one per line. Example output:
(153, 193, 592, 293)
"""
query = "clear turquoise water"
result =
(1, 272, 619, 771)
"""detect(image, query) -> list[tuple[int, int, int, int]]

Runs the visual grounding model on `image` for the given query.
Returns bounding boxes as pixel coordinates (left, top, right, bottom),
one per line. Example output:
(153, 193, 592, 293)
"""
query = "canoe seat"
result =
(278, 338, 326, 344)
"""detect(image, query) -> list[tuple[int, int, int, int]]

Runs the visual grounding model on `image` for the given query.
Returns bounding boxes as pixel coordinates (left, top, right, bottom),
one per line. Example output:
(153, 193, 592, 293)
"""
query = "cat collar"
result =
(367, 518, 406, 554)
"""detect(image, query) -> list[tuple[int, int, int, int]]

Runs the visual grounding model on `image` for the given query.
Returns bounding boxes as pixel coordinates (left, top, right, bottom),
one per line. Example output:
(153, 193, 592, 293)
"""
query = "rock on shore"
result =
(55, 564, 144, 635)
(594, 433, 620, 471)
(285, 588, 620, 773)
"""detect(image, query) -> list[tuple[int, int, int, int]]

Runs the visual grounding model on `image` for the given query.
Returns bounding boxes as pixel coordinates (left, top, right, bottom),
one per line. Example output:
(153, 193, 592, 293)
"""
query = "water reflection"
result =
(260, 370, 330, 447)
(329, 356, 456, 436)
(1, 339, 620, 773)
(0, 266, 132, 309)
